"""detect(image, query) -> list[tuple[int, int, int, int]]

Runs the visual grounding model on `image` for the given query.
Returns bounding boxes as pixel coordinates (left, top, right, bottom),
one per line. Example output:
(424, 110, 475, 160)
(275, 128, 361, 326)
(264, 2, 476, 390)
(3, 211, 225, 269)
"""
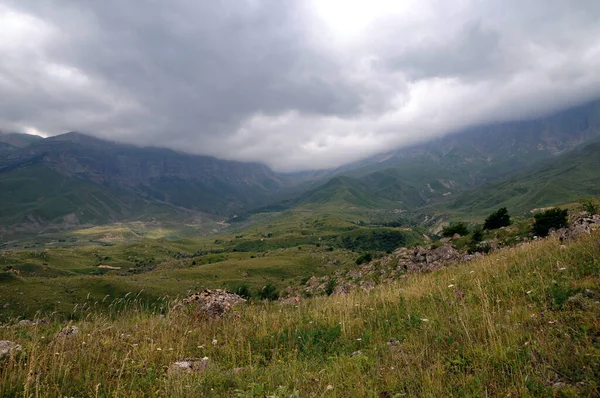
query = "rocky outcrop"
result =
(57, 325, 80, 338)
(172, 289, 246, 318)
(552, 213, 600, 242)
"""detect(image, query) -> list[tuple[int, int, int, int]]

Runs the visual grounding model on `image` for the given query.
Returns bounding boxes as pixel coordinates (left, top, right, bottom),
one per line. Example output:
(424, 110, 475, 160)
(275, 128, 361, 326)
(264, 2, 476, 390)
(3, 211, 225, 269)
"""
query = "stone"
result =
(350, 350, 363, 357)
(387, 338, 399, 346)
(0, 340, 22, 359)
(17, 320, 36, 327)
(57, 325, 80, 338)
(169, 357, 210, 374)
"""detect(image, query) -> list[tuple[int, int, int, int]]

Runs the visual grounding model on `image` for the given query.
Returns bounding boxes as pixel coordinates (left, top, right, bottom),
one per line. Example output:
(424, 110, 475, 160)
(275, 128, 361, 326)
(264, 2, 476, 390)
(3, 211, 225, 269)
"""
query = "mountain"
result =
(442, 140, 600, 216)
(0, 132, 288, 237)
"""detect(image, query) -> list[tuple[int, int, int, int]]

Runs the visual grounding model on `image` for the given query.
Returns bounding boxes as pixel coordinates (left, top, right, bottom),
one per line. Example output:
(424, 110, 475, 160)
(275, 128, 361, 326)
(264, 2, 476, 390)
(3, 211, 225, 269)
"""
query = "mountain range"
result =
(1, 98, 600, 238)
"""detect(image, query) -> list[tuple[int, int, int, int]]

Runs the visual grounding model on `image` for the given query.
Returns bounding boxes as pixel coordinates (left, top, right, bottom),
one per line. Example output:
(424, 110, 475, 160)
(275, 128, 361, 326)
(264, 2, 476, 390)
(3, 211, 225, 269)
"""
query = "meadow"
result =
(1, 230, 598, 397)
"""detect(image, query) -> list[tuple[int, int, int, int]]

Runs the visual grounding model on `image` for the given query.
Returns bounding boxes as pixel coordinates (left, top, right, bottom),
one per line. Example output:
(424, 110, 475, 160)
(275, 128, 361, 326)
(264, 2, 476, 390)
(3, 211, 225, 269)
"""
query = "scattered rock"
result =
(0, 340, 22, 359)
(350, 350, 363, 357)
(172, 289, 246, 318)
(57, 325, 80, 338)
(452, 233, 462, 240)
(169, 357, 210, 374)
(120, 333, 132, 339)
(17, 320, 36, 327)
(387, 338, 399, 346)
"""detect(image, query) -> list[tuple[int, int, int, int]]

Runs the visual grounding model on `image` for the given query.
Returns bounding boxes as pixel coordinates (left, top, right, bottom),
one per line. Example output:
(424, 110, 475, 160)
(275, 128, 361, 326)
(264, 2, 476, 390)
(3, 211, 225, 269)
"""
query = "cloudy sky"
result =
(1, 1, 600, 171)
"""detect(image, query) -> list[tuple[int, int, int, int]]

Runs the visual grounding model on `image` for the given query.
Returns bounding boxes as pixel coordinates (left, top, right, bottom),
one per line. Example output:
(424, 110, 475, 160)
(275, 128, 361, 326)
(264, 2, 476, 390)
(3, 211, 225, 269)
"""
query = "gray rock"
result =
(0, 340, 22, 359)
(57, 325, 80, 338)
(350, 350, 363, 357)
(17, 320, 36, 327)
(169, 357, 210, 374)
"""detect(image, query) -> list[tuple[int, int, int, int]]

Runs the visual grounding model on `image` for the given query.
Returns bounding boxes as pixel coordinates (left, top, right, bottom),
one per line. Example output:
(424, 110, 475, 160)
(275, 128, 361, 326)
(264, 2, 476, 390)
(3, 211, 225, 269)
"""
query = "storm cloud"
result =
(1, 0, 600, 171)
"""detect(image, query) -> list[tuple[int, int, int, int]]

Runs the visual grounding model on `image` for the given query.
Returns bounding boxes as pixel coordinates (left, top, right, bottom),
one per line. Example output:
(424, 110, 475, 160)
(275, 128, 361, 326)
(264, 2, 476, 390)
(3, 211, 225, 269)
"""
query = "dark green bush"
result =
(234, 285, 252, 299)
(355, 252, 372, 265)
(484, 207, 511, 230)
(533, 208, 568, 237)
(325, 279, 336, 296)
(442, 222, 469, 237)
(259, 283, 279, 301)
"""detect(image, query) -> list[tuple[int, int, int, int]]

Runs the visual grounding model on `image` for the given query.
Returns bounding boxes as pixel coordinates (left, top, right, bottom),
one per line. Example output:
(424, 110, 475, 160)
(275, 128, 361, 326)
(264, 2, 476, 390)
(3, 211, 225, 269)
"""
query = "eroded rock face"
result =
(0, 340, 22, 359)
(172, 289, 246, 318)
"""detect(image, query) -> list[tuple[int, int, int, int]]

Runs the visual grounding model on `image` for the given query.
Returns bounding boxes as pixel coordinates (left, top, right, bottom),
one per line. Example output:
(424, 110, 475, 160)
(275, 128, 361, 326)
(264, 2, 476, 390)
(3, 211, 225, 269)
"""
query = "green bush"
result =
(355, 252, 372, 265)
(533, 208, 568, 237)
(258, 283, 279, 301)
(325, 279, 336, 296)
(234, 285, 252, 299)
(581, 199, 599, 215)
(484, 207, 511, 230)
(442, 222, 469, 237)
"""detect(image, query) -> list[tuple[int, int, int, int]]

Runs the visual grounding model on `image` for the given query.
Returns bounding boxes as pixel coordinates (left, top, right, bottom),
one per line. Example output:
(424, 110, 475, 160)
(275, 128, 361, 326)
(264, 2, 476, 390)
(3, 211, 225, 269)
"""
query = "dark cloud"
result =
(1, 0, 600, 170)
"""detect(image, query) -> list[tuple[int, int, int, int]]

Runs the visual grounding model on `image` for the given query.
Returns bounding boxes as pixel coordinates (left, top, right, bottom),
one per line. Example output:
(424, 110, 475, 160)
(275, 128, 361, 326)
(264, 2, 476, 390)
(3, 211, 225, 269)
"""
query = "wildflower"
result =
(326, 385, 334, 391)
(197, 345, 204, 349)
(448, 284, 454, 288)
(526, 290, 533, 294)
(559, 267, 566, 271)
(168, 348, 174, 351)
(421, 318, 429, 322)
(156, 348, 162, 351)
(212, 339, 218, 346)
(356, 338, 362, 341)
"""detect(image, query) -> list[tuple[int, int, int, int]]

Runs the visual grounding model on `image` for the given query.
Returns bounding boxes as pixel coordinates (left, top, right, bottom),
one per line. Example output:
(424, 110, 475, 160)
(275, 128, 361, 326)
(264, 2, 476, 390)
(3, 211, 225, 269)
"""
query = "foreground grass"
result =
(1, 233, 599, 397)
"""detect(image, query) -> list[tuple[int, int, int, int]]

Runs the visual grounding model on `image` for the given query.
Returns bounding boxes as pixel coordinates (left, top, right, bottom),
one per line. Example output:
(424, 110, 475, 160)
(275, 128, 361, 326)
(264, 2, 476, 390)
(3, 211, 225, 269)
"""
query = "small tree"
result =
(442, 222, 469, 237)
(325, 279, 336, 296)
(532, 208, 568, 237)
(484, 207, 511, 230)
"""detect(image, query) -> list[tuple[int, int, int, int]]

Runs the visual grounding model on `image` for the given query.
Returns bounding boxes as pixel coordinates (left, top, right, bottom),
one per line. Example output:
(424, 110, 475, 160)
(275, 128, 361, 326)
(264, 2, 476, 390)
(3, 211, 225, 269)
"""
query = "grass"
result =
(1, 231, 599, 396)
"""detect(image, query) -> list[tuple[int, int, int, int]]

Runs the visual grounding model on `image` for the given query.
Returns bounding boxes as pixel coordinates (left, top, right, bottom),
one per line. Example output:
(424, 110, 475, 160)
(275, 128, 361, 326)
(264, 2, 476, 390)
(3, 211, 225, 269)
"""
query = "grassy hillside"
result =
(444, 141, 600, 216)
(1, 231, 598, 396)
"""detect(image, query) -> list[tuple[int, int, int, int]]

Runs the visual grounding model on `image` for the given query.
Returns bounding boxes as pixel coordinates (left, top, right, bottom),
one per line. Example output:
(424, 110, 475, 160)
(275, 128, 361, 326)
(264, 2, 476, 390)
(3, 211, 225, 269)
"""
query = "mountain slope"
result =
(442, 140, 600, 216)
(0, 132, 288, 236)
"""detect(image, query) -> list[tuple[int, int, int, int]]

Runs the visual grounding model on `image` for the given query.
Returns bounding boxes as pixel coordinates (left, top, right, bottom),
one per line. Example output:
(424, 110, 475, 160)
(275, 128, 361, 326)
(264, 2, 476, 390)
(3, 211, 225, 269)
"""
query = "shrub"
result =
(471, 228, 484, 243)
(442, 222, 469, 237)
(234, 285, 252, 299)
(355, 252, 372, 265)
(484, 207, 511, 230)
(325, 279, 336, 296)
(533, 208, 569, 237)
(259, 284, 279, 301)
(581, 199, 599, 215)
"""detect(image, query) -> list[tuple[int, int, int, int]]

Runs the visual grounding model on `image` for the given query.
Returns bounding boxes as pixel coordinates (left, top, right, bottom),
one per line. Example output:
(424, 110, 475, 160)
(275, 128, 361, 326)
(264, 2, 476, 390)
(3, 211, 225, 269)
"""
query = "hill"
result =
(1, 229, 598, 396)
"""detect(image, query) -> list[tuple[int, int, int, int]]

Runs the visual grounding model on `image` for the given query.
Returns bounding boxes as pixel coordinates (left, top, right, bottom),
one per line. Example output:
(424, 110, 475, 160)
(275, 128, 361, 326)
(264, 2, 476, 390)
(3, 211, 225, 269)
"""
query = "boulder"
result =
(0, 340, 22, 359)
(169, 357, 210, 374)
(172, 289, 246, 318)
(57, 325, 80, 338)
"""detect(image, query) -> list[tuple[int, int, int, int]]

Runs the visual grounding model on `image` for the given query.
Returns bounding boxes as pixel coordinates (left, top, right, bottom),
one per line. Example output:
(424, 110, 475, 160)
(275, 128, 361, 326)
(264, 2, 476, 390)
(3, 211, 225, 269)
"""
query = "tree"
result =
(234, 285, 252, 299)
(442, 222, 469, 237)
(484, 207, 511, 230)
(532, 208, 568, 237)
